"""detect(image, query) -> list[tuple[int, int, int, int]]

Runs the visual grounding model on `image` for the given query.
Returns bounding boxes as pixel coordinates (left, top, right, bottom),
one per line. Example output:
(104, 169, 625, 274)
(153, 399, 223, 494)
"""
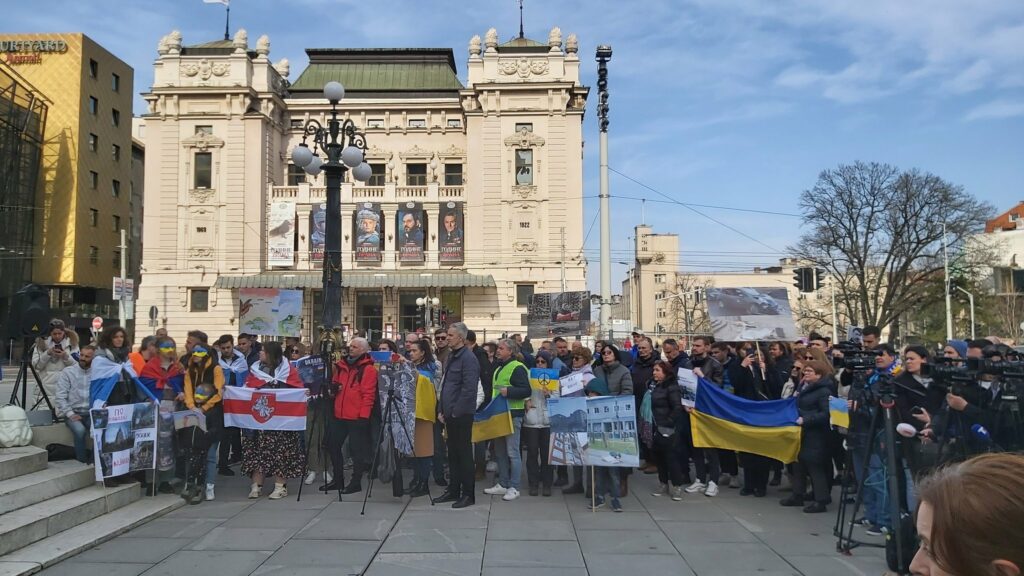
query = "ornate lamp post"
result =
(416, 295, 440, 331)
(291, 81, 372, 370)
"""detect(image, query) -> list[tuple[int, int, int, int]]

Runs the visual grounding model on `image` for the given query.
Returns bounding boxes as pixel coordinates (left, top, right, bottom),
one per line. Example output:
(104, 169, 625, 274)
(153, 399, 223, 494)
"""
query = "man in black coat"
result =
(433, 322, 481, 509)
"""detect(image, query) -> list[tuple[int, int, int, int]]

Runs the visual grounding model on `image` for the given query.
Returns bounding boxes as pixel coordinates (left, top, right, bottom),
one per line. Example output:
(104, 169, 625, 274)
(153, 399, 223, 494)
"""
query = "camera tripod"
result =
(361, 368, 426, 515)
(834, 379, 913, 575)
(297, 329, 342, 502)
(8, 337, 57, 421)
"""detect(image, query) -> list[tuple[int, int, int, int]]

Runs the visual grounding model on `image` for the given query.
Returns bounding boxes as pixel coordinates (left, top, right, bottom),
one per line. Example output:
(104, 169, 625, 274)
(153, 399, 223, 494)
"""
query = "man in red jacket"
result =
(322, 337, 377, 494)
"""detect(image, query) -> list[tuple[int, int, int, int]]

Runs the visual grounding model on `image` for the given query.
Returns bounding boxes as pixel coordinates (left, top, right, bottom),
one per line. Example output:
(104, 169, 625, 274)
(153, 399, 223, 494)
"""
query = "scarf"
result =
(246, 360, 301, 388)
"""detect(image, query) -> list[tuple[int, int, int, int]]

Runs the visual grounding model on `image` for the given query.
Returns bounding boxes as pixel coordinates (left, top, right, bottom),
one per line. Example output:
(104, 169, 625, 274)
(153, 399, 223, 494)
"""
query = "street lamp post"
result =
(954, 286, 976, 340)
(596, 45, 612, 337)
(416, 296, 440, 331)
(291, 81, 372, 371)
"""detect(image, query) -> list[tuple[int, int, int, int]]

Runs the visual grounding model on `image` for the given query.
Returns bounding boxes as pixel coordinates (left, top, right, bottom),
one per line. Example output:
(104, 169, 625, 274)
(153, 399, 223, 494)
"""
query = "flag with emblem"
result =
(223, 387, 307, 431)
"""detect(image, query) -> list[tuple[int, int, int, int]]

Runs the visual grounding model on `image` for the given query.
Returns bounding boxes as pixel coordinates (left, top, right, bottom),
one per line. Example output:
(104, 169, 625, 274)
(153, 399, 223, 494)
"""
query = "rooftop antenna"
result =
(518, 0, 525, 39)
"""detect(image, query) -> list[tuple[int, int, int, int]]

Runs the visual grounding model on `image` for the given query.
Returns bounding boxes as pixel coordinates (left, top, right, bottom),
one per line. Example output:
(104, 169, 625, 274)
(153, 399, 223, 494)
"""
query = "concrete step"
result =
(0, 461, 95, 515)
(0, 482, 139, 556)
(0, 447, 47, 482)
(0, 494, 184, 576)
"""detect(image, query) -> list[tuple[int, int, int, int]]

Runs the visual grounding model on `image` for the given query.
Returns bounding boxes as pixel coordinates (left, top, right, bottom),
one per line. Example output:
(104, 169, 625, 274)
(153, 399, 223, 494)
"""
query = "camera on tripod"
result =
(833, 340, 881, 372)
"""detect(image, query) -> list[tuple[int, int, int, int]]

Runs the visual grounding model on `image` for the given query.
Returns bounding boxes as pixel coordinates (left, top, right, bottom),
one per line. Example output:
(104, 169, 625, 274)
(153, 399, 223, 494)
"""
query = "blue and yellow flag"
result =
(829, 396, 850, 429)
(472, 395, 513, 443)
(690, 378, 802, 463)
(530, 367, 560, 393)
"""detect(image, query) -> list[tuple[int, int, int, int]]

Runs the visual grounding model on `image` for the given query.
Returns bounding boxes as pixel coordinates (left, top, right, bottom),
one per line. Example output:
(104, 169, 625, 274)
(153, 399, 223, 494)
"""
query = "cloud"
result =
(964, 100, 1024, 121)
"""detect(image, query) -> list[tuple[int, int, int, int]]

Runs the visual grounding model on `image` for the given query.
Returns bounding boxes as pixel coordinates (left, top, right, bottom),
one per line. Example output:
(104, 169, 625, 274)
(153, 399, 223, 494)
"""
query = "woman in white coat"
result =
(31, 320, 80, 405)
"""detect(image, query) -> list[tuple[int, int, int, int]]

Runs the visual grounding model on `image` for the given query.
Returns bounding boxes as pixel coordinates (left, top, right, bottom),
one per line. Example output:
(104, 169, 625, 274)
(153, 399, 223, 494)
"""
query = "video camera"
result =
(832, 340, 881, 372)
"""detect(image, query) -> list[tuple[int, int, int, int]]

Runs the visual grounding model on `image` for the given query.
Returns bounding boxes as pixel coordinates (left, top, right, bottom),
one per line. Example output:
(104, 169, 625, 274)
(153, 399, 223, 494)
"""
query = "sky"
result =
(4, 0, 1024, 293)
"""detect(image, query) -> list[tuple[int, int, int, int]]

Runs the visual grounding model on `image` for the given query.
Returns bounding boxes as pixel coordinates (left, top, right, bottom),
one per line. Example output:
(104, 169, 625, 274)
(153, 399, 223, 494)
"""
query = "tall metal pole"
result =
(118, 228, 127, 326)
(560, 227, 567, 292)
(829, 267, 838, 343)
(943, 221, 953, 340)
(596, 46, 612, 337)
(321, 107, 345, 333)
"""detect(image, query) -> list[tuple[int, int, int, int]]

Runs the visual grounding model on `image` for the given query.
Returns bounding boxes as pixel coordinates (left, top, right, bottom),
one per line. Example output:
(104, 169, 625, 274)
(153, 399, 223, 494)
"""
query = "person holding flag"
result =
(214, 334, 247, 476)
(180, 345, 225, 504)
(242, 341, 305, 500)
(138, 339, 185, 404)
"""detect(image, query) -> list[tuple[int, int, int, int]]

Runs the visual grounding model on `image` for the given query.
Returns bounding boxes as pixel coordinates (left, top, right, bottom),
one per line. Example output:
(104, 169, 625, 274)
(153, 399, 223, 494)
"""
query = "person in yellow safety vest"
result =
(481, 338, 532, 502)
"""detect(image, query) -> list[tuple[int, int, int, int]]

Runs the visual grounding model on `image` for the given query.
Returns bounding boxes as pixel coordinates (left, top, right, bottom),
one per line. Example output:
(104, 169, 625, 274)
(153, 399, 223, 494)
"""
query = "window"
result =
(289, 119, 303, 129)
(112, 180, 121, 198)
(407, 118, 426, 128)
(89, 59, 98, 78)
(111, 109, 120, 127)
(658, 309, 667, 318)
(287, 164, 305, 186)
(89, 209, 98, 227)
(89, 171, 98, 189)
(446, 118, 462, 128)
(112, 214, 120, 232)
(194, 152, 212, 188)
(441, 289, 463, 325)
(366, 118, 384, 128)
(190, 289, 209, 312)
(515, 122, 533, 133)
(88, 133, 97, 152)
(195, 125, 212, 136)
(444, 163, 463, 186)
(654, 273, 666, 283)
(355, 292, 383, 337)
(112, 250, 121, 269)
(88, 96, 98, 115)
(516, 283, 535, 307)
(368, 163, 386, 186)
(112, 143, 121, 162)
(406, 163, 427, 186)
(111, 73, 120, 92)
(399, 293, 422, 332)
(89, 246, 98, 265)
(515, 149, 533, 185)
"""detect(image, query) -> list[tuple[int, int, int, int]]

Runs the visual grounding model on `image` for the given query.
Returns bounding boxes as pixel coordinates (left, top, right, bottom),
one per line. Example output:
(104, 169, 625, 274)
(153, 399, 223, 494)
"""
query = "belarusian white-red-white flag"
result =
(223, 387, 307, 431)
(203, 0, 230, 6)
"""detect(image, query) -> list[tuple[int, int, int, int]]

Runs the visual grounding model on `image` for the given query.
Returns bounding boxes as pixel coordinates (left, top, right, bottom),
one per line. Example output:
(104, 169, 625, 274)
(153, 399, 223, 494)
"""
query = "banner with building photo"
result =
(238, 288, 303, 337)
(704, 287, 798, 342)
(268, 201, 296, 266)
(309, 203, 326, 267)
(438, 202, 464, 263)
(584, 395, 639, 468)
(354, 202, 382, 262)
(526, 291, 591, 338)
(90, 402, 157, 481)
(396, 202, 425, 262)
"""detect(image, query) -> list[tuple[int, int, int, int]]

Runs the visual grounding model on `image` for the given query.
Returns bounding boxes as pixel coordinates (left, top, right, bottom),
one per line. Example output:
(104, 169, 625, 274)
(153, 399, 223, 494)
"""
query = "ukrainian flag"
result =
(530, 368, 560, 394)
(472, 395, 513, 443)
(690, 378, 802, 463)
(829, 396, 850, 429)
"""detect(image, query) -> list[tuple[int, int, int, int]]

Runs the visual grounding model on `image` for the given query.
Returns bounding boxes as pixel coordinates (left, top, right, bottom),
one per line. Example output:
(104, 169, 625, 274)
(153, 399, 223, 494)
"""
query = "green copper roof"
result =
(500, 36, 546, 48)
(291, 49, 463, 95)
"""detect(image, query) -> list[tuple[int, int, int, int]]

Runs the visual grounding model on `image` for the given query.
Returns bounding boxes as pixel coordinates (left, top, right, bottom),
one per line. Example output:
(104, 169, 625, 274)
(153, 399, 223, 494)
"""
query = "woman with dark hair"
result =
(648, 360, 685, 500)
(408, 339, 440, 497)
(98, 325, 140, 406)
(180, 344, 225, 504)
(523, 351, 555, 496)
(33, 319, 80, 403)
(781, 360, 835, 513)
(242, 341, 305, 500)
(910, 453, 1024, 576)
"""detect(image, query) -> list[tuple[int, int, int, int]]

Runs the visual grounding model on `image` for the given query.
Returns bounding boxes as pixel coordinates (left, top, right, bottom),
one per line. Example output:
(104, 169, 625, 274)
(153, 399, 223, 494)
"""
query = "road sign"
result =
(92, 316, 103, 331)
(149, 306, 159, 320)
(113, 278, 135, 300)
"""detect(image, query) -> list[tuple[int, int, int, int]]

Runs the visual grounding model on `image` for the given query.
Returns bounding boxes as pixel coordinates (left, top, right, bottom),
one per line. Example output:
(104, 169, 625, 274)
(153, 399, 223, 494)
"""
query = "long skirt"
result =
(242, 430, 304, 479)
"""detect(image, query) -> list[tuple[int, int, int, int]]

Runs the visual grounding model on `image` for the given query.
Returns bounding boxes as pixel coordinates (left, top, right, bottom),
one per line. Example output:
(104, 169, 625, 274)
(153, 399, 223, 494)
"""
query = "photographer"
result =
(32, 319, 80, 403)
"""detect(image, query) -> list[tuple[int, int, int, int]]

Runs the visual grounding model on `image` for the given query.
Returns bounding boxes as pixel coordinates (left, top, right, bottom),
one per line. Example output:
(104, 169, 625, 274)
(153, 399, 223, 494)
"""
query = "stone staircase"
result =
(0, 446, 183, 576)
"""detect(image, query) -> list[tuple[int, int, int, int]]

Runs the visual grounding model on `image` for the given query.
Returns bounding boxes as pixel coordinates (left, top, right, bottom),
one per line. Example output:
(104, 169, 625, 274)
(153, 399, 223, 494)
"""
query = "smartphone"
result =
(911, 406, 925, 416)
(53, 343, 63, 352)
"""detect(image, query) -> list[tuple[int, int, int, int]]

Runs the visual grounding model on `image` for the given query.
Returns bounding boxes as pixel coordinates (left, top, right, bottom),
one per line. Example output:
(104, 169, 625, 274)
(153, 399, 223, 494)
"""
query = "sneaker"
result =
(685, 481, 707, 494)
(268, 484, 288, 500)
(324, 471, 333, 483)
(304, 471, 317, 485)
(590, 497, 605, 510)
(248, 483, 261, 499)
(718, 473, 732, 485)
(864, 525, 883, 536)
(486, 461, 498, 473)
(730, 475, 742, 489)
(671, 486, 684, 501)
(652, 483, 669, 497)
(483, 483, 508, 495)
(502, 487, 520, 501)
(611, 498, 623, 512)
(205, 484, 215, 501)
(704, 481, 719, 497)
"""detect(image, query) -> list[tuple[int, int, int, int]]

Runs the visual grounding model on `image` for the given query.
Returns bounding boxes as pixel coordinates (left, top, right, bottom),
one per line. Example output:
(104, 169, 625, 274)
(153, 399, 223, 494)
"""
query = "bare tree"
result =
(664, 273, 713, 335)
(790, 162, 993, 338)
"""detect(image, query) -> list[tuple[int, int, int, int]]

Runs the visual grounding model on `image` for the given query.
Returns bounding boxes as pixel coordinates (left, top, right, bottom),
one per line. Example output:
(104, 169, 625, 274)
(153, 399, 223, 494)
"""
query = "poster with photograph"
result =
(378, 362, 417, 456)
(677, 368, 699, 408)
(584, 395, 639, 468)
(548, 397, 588, 466)
(268, 201, 296, 266)
(309, 203, 326, 267)
(293, 355, 326, 395)
(354, 202, 382, 262)
(527, 291, 591, 338)
(438, 202, 464, 263)
(396, 202, 425, 262)
(90, 402, 157, 481)
(238, 288, 303, 337)
(172, 409, 207, 432)
(704, 287, 799, 341)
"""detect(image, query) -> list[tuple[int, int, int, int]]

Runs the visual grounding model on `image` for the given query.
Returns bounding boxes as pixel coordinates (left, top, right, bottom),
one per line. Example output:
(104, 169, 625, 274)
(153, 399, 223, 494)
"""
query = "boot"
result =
(553, 467, 568, 487)
(340, 480, 362, 495)
(769, 469, 782, 486)
(408, 480, 429, 498)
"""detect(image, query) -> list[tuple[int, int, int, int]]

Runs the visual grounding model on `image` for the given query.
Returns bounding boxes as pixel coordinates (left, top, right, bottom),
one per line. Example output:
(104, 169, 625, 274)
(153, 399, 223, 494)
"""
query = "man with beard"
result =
(56, 345, 97, 463)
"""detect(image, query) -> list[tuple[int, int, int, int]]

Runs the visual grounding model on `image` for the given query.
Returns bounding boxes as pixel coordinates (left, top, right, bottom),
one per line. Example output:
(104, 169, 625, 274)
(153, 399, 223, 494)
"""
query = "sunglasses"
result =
(437, 336, 448, 340)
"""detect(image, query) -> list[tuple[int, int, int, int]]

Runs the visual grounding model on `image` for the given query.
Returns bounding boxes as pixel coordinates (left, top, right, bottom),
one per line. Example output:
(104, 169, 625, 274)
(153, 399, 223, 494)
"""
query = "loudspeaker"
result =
(12, 284, 51, 338)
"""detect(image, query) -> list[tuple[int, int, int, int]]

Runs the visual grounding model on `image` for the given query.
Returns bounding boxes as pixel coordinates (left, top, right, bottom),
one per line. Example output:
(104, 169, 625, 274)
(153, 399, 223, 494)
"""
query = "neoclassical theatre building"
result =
(136, 26, 589, 343)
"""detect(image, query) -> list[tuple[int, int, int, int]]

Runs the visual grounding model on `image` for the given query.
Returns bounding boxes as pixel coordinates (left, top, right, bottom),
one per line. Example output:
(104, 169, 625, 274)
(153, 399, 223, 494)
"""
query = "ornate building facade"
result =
(136, 26, 588, 342)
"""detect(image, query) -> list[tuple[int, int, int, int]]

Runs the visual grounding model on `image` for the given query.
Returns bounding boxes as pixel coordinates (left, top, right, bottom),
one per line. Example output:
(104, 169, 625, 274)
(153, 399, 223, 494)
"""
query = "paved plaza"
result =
(36, 467, 892, 576)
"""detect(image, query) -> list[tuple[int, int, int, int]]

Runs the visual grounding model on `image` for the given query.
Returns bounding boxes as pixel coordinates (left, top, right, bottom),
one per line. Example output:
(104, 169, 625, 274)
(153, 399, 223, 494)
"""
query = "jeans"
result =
(206, 441, 219, 486)
(594, 466, 621, 500)
(693, 447, 720, 483)
(866, 451, 917, 529)
(522, 426, 553, 488)
(495, 416, 523, 490)
(65, 413, 91, 463)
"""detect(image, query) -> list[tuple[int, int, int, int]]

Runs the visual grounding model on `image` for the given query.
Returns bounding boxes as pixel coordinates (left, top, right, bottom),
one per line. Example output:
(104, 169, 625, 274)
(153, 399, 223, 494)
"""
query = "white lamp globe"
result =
(352, 161, 372, 182)
(303, 155, 323, 175)
(341, 145, 363, 168)
(323, 81, 345, 103)
(416, 297, 425, 306)
(431, 297, 439, 306)
(292, 144, 313, 168)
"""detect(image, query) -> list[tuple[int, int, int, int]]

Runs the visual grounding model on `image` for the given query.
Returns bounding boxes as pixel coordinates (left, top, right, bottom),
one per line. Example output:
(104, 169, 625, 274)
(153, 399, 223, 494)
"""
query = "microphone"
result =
(896, 423, 918, 438)
(971, 424, 992, 446)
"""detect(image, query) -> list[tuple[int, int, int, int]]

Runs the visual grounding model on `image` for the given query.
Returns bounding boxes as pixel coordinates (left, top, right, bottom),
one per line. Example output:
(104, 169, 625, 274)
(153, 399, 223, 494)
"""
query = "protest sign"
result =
(90, 402, 157, 481)
(705, 287, 798, 341)
(526, 291, 590, 338)
(172, 409, 207, 432)
(293, 355, 326, 395)
(559, 372, 585, 397)
(677, 368, 699, 408)
(530, 367, 560, 394)
(238, 288, 302, 337)
(584, 395, 640, 467)
(548, 397, 588, 466)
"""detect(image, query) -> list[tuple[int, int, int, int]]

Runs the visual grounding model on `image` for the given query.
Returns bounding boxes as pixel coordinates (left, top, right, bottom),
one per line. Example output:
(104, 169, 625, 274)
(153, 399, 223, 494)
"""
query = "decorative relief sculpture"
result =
(485, 28, 498, 50)
(548, 27, 562, 49)
(504, 126, 546, 149)
(232, 29, 248, 52)
(566, 33, 579, 54)
(499, 58, 550, 78)
(256, 34, 270, 56)
(182, 59, 228, 81)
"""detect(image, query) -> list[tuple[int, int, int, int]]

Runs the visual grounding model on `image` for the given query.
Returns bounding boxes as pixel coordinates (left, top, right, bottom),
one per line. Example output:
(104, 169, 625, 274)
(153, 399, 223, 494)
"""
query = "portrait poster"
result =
(438, 202, 464, 263)
(704, 287, 799, 341)
(238, 288, 303, 337)
(309, 203, 326, 267)
(90, 402, 157, 481)
(268, 201, 295, 266)
(396, 202, 425, 262)
(547, 397, 588, 466)
(378, 362, 417, 456)
(527, 291, 591, 338)
(584, 395, 639, 468)
(353, 202, 382, 262)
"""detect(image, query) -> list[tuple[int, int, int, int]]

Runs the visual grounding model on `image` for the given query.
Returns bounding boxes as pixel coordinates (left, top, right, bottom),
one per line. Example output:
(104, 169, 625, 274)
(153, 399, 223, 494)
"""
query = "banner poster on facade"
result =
(397, 202, 425, 262)
(378, 362, 417, 456)
(268, 201, 296, 266)
(526, 291, 591, 338)
(704, 287, 798, 341)
(354, 202, 382, 262)
(584, 395, 639, 468)
(90, 402, 157, 481)
(309, 203, 326, 267)
(438, 201, 464, 263)
(238, 288, 302, 337)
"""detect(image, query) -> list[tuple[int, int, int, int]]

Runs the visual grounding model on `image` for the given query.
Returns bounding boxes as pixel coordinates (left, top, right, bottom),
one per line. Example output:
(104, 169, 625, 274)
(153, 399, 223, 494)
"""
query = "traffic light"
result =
(814, 267, 828, 291)
(793, 267, 813, 293)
